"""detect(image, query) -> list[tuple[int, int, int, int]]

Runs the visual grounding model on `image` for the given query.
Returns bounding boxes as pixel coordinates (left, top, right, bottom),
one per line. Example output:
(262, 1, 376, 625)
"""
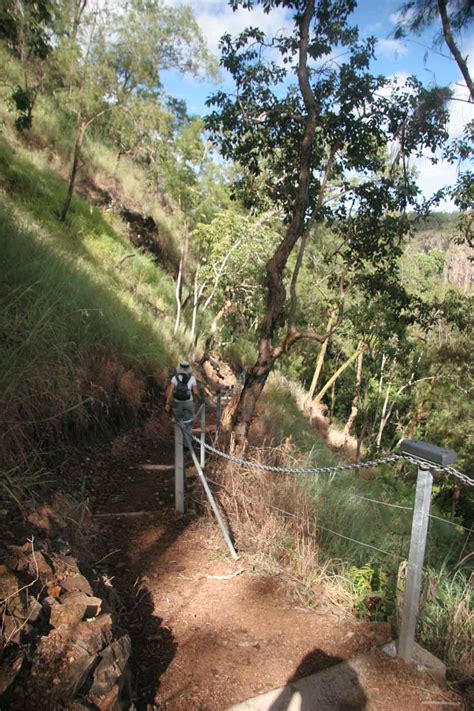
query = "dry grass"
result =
(205, 437, 357, 615)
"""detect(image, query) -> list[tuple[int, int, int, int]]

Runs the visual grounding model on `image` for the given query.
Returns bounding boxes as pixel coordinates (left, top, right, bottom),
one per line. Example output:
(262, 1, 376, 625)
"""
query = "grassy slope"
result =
(0, 110, 193, 494)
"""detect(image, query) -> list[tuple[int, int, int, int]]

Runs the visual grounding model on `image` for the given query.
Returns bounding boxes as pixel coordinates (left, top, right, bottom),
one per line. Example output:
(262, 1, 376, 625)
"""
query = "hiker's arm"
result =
(165, 382, 175, 412)
(192, 383, 201, 402)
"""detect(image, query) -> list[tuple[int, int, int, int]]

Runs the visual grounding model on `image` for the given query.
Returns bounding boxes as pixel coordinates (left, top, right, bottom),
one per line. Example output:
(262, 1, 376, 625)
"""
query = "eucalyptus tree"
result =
(54, 0, 217, 221)
(206, 0, 450, 443)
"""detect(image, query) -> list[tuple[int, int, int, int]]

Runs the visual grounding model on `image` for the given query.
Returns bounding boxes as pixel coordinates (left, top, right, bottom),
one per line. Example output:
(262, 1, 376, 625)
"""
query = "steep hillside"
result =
(0, 123, 192, 493)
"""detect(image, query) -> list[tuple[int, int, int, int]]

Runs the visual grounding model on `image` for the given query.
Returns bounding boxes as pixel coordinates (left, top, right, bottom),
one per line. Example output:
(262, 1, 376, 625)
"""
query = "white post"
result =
(398, 464, 433, 661)
(183, 433, 238, 561)
(174, 423, 185, 513)
(200, 402, 206, 468)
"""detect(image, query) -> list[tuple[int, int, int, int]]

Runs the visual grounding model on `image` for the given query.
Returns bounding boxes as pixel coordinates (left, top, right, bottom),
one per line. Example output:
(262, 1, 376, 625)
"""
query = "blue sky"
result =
(162, 0, 473, 205)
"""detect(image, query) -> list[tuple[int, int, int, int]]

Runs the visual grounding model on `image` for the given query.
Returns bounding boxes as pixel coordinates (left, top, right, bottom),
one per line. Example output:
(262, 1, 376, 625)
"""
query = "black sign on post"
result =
(400, 440, 456, 467)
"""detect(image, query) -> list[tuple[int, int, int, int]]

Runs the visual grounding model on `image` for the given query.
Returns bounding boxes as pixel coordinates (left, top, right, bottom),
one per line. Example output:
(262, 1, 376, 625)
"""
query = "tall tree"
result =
(206, 0, 450, 444)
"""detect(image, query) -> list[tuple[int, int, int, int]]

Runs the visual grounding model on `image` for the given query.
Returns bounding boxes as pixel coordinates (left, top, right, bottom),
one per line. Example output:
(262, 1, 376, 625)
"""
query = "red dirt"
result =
(87, 417, 465, 711)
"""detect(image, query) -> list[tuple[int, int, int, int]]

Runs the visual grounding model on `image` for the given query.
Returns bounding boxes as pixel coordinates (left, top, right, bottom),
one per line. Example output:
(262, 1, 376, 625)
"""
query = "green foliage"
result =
(418, 569, 473, 676)
(224, 340, 258, 374)
(346, 564, 392, 620)
(0, 133, 190, 484)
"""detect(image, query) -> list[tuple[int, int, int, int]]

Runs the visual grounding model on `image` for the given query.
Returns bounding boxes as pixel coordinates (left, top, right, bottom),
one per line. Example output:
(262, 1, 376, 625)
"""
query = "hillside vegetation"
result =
(0, 0, 472, 692)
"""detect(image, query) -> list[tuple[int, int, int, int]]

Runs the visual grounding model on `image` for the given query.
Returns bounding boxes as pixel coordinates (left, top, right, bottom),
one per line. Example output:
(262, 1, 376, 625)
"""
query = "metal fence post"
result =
(183, 434, 238, 561)
(200, 401, 206, 468)
(174, 423, 185, 513)
(397, 439, 456, 662)
(398, 464, 433, 661)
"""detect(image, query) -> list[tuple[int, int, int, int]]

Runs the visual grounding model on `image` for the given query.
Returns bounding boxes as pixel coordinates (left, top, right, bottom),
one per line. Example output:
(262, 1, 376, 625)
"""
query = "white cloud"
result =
(184, 1, 293, 57)
(389, 8, 416, 28)
(376, 38, 409, 59)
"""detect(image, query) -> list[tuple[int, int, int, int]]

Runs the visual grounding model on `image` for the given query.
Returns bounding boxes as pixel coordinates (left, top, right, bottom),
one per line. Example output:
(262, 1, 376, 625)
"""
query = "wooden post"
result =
(200, 401, 206, 468)
(398, 464, 432, 661)
(174, 423, 185, 513)
(184, 433, 238, 561)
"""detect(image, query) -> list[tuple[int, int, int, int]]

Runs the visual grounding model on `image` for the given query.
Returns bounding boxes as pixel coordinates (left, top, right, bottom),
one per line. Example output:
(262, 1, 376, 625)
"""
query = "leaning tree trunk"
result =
(305, 311, 336, 406)
(232, 0, 319, 446)
(342, 345, 364, 445)
(60, 115, 85, 222)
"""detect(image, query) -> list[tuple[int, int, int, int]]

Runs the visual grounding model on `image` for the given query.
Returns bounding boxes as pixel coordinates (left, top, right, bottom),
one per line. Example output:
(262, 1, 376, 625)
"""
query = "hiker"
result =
(165, 361, 200, 436)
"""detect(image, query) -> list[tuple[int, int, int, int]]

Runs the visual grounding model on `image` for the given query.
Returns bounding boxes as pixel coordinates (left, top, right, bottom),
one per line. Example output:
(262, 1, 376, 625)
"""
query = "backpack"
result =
(174, 373, 191, 401)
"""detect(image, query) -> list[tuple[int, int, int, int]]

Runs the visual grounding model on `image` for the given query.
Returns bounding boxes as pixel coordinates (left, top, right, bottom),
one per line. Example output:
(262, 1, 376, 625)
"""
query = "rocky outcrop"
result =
(0, 505, 133, 710)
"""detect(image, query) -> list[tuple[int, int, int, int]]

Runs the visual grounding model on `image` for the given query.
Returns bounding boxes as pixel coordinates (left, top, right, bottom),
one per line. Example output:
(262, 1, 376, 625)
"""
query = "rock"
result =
(0, 649, 24, 694)
(2, 614, 21, 645)
(88, 635, 131, 699)
(13, 595, 43, 623)
(50, 599, 86, 628)
(0, 566, 19, 610)
(62, 573, 93, 596)
(91, 683, 120, 711)
(50, 593, 101, 628)
(57, 652, 98, 699)
(31, 616, 113, 703)
(27, 506, 60, 536)
(35, 552, 53, 577)
(61, 592, 102, 618)
(73, 614, 113, 656)
(42, 595, 60, 621)
(57, 555, 80, 575)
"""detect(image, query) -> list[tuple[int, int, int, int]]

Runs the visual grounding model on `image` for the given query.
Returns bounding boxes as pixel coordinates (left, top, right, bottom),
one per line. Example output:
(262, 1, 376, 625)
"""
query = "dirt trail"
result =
(88, 417, 463, 711)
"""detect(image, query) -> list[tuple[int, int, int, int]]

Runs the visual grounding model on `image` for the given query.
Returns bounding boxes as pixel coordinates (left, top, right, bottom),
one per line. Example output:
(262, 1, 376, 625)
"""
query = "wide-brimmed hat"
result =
(177, 361, 192, 375)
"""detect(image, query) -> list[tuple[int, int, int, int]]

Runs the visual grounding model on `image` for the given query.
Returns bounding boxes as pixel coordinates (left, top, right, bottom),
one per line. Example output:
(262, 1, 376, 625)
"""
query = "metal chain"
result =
(401, 455, 473, 486)
(191, 434, 401, 474)
(190, 433, 473, 485)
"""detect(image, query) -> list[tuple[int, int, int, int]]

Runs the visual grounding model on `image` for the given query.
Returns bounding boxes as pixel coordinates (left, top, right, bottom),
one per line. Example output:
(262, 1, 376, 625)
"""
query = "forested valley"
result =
(0, 1, 472, 709)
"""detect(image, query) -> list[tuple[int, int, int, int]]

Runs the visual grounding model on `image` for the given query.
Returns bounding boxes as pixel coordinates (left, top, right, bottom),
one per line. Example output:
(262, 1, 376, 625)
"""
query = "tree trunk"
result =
(343, 345, 364, 444)
(174, 223, 189, 335)
(329, 353, 340, 422)
(438, 0, 473, 101)
(375, 381, 392, 449)
(232, 349, 277, 445)
(313, 345, 366, 407)
(202, 299, 232, 355)
(306, 311, 336, 405)
(356, 380, 370, 463)
(60, 116, 85, 222)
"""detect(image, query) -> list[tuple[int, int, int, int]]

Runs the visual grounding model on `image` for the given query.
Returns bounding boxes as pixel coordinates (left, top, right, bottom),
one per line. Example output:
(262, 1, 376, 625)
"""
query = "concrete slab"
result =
(383, 640, 446, 686)
(226, 657, 368, 711)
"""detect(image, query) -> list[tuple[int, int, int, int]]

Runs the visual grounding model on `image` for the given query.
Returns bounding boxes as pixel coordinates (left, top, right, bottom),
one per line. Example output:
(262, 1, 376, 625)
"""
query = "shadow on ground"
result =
(268, 648, 367, 711)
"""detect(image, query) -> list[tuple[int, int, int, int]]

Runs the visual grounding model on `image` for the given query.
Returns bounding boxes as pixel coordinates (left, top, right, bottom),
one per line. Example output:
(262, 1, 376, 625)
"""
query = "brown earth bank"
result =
(0, 413, 468, 710)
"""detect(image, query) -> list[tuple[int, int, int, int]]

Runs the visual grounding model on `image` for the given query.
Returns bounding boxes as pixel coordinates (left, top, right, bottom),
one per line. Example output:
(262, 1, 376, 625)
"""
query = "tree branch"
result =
(288, 143, 339, 331)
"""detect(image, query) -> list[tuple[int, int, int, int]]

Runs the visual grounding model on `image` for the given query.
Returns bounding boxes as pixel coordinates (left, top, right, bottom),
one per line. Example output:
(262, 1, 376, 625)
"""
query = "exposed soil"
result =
(84, 414, 465, 711)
